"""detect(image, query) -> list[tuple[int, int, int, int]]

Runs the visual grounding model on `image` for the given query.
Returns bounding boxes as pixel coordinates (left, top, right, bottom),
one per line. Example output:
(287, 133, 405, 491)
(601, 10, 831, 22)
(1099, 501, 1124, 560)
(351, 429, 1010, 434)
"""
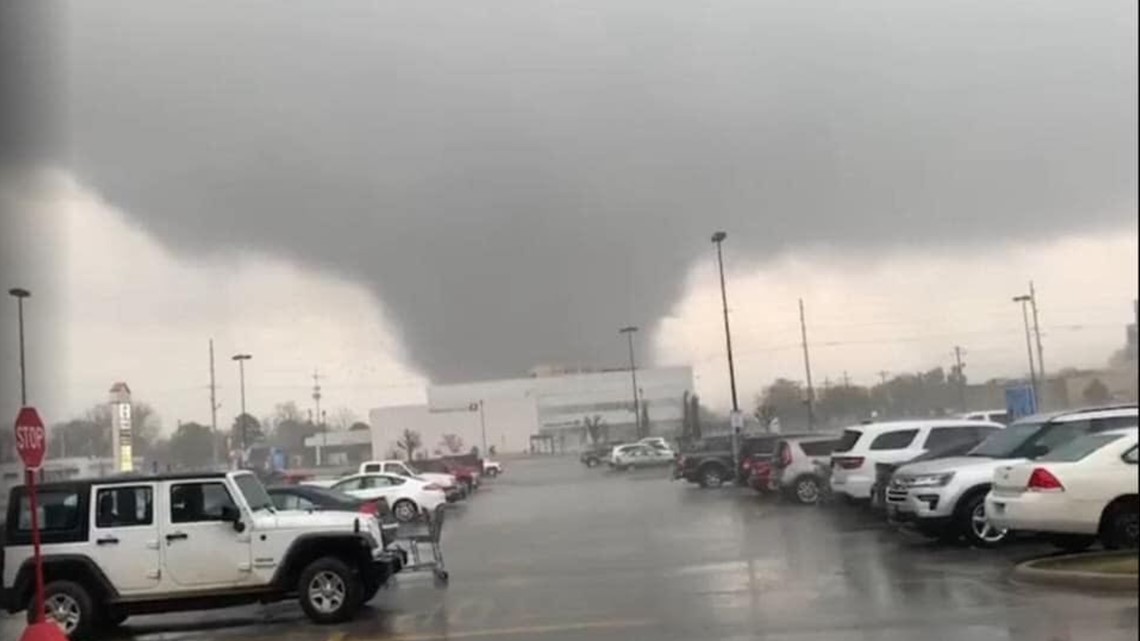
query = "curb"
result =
(1011, 551, 1139, 592)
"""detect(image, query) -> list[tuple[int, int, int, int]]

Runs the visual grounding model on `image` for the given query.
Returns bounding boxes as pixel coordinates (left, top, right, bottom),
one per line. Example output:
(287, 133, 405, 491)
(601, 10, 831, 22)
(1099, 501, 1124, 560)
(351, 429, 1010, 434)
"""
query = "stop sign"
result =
(14, 406, 46, 469)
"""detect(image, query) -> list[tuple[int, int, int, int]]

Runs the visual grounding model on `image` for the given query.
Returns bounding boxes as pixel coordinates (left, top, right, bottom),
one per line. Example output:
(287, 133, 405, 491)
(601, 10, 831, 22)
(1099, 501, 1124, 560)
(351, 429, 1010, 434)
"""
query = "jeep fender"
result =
(6, 555, 118, 613)
(269, 533, 377, 590)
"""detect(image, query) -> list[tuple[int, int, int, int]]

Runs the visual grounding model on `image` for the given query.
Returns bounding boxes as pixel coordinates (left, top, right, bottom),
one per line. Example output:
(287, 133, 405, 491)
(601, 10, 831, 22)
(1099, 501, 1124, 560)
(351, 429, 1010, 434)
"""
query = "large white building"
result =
(369, 365, 694, 456)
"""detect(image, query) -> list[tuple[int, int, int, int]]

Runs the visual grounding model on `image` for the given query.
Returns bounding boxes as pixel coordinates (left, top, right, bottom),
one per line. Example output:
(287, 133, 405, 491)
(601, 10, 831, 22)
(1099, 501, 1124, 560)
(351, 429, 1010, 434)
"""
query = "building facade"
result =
(370, 366, 694, 457)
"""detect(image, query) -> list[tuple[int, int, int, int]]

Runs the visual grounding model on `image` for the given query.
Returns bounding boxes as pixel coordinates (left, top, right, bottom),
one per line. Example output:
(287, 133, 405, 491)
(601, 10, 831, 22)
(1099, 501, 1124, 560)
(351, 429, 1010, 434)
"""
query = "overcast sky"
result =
(2, 1, 1137, 428)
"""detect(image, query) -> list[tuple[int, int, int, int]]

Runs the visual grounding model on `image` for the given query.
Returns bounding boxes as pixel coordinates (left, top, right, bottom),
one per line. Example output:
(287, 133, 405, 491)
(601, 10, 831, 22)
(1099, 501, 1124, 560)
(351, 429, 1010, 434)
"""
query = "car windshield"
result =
(968, 422, 1043, 458)
(234, 474, 275, 512)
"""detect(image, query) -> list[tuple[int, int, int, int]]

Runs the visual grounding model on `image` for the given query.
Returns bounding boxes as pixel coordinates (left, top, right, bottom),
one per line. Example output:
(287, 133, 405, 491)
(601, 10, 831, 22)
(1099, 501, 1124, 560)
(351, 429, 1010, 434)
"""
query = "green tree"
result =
(1083, 378, 1111, 405)
(349, 421, 371, 432)
(231, 413, 263, 449)
(583, 415, 605, 444)
(689, 394, 702, 439)
(169, 422, 215, 469)
(639, 402, 650, 439)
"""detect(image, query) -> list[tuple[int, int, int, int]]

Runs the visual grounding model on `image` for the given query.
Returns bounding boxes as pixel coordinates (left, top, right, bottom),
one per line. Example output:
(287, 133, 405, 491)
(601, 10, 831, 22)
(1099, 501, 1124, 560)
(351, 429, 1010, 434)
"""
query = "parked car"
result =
(1, 471, 403, 639)
(637, 437, 673, 451)
(329, 472, 448, 522)
(829, 419, 1004, 502)
(610, 443, 675, 470)
(870, 438, 999, 511)
(416, 459, 481, 493)
(769, 434, 840, 504)
(267, 485, 397, 547)
(581, 442, 626, 468)
(482, 459, 503, 477)
(986, 427, 1138, 551)
(675, 433, 808, 488)
(959, 409, 1010, 425)
(358, 460, 463, 501)
(886, 405, 1138, 546)
(742, 453, 777, 495)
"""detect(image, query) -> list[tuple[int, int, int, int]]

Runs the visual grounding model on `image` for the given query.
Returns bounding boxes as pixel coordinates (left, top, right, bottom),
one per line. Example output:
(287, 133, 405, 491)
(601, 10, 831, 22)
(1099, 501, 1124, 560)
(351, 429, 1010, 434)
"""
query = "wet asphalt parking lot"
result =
(3, 456, 1137, 641)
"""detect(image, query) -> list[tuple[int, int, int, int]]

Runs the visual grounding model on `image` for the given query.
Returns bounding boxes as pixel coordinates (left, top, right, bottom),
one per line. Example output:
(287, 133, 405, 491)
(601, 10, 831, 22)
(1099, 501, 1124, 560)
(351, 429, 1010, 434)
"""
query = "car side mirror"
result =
(220, 505, 245, 533)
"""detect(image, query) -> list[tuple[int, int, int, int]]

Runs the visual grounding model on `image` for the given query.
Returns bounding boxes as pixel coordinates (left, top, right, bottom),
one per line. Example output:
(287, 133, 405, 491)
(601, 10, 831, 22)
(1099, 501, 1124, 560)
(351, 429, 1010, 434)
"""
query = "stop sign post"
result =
(13, 407, 51, 633)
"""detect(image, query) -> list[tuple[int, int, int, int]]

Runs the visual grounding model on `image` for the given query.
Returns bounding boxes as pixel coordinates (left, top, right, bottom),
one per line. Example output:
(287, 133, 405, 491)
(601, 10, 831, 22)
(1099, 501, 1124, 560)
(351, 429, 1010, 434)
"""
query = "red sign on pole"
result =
(14, 406, 46, 469)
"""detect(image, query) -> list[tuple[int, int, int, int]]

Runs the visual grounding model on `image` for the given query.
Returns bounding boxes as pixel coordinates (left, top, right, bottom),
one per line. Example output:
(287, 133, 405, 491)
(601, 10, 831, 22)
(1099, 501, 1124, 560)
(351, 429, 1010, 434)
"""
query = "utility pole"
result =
(1029, 281, 1045, 406)
(953, 346, 967, 412)
(312, 369, 323, 428)
(1013, 294, 1038, 404)
(619, 326, 641, 437)
(842, 371, 850, 388)
(231, 353, 252, 459)
(8, 287, 30, 405)
(799, 298, 815, 430)
(710, 232, 740, 414)
(877, 371, 889, 386)
(209, 339, 219, 466)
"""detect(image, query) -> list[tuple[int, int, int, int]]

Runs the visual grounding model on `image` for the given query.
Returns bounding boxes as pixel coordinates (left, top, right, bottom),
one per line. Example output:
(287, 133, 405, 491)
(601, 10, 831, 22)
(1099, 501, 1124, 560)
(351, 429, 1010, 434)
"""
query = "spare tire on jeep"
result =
(297, 556, 364, 624)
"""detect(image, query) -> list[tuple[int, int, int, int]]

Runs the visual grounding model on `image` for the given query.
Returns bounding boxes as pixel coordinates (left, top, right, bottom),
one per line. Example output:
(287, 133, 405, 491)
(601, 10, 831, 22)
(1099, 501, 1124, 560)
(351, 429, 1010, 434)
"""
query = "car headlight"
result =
(907, 473, 955, 488)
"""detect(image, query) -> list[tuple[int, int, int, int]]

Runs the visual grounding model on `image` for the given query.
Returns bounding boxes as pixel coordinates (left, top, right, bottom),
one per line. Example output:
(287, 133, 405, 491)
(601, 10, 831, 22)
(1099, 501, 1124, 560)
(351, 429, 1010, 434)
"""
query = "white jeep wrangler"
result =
(1, 470, 404, 638)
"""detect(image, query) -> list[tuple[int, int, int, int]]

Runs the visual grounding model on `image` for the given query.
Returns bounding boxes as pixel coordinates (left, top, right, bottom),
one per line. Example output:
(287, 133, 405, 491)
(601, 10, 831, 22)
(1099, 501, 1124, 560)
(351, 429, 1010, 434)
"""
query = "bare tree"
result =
(583, 415, 605, 444)
(331, 407, 358, 431)
(396, 429, 423, 461)
(440, 433, 465, 454)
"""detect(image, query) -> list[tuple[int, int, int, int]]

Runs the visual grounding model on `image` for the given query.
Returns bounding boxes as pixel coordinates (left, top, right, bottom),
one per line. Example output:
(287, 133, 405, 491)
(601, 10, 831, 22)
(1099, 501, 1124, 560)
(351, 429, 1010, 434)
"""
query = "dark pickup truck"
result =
(674, 434, 801, 488)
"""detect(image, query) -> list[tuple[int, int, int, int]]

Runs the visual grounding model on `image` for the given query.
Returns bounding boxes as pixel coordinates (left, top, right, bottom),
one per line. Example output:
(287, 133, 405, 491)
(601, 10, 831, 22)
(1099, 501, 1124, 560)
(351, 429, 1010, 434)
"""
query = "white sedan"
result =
(986, 427, 1138, 551)
(329, 472, 447, 522)
(610, 443, 675, 470)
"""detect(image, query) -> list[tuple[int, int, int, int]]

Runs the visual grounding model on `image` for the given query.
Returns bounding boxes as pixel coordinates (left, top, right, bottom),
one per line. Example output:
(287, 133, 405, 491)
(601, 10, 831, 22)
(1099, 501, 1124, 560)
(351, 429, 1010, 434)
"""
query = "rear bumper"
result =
(986, 493, 1098, 535)
(830, 473, 873, 499)
(366, 549, 406, 584)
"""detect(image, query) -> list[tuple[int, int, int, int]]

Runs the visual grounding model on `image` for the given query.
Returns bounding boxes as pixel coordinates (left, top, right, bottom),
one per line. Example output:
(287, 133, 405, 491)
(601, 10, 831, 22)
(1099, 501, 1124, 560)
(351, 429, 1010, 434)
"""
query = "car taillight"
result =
(1027, 468, 1064, 492)
(779, 445, 793, 468)
(833, 456, 864, 470)
(359, 501, 379, 516)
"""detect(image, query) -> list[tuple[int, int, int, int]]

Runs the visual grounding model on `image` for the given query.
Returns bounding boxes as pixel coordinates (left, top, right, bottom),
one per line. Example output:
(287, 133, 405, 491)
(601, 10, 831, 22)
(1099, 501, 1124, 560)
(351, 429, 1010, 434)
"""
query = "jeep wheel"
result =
(298, 557, 363, 624)
(959, 493, 1008, 548)
(699, 466, 726, 489)
(393, 499, 420, 522)
(30, 580, 95, 640)
(792, 476, 822, 505)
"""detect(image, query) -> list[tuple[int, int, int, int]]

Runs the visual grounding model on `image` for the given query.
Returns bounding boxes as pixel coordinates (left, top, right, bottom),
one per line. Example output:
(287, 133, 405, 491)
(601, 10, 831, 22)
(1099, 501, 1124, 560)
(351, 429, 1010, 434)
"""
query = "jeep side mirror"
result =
(220, 505, 245, 533)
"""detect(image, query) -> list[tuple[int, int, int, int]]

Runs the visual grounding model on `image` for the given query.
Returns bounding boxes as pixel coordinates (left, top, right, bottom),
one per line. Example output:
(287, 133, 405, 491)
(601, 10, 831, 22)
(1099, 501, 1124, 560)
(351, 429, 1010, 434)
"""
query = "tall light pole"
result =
(711, 232, 740, 414)
(1029, 281, 1045, 403)
(231, 353, 252, 454)
(619, 326, 641, 437)
(479, 399, 487, 456)
(1013, 295, 1037, 404)
(8, 287, 30, 405)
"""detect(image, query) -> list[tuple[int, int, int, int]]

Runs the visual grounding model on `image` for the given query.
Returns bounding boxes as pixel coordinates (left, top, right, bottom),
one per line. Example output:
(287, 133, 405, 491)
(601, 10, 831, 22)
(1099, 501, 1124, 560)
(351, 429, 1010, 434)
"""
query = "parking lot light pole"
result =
(1012, 295, 1038, 405)
(8, 287, 30, 405)
(711, 232, 742, 472)
(619, 326, 641, 438)
(231, 353, 252, 456)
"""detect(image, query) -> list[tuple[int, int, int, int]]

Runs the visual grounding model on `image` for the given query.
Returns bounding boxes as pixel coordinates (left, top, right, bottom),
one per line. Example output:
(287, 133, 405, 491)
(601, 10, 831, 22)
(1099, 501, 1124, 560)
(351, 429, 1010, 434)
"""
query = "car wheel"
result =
(1101, 502, 1139, 550)
(792, 476, 822, 505)
(699, 466, 726, 489)
(1047, 534, 1097, 553)
(29, 580, 96, 640)
(393, 499, 419, 523)
(585, 457, 599, 468)
(959, 492, 1008, 547)
(298, 557, 363, 624)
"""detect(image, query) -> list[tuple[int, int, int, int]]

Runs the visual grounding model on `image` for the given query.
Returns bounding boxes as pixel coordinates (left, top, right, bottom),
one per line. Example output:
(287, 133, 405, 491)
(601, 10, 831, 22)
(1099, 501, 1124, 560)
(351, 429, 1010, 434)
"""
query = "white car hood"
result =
(897, 455, 1026, 476)
(260, 510, 382, 543)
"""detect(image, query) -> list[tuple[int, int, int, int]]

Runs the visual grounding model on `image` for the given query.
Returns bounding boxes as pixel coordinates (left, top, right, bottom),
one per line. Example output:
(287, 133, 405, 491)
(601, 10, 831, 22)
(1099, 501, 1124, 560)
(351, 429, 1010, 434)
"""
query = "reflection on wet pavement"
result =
(2, 457, 1136, 640)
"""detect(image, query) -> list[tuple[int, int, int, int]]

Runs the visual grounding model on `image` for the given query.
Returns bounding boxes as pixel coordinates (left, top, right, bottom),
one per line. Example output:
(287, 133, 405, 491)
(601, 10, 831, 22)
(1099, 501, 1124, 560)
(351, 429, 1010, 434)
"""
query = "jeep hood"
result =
(896, 456, 1026, 476)
(265, 509, 369, 531)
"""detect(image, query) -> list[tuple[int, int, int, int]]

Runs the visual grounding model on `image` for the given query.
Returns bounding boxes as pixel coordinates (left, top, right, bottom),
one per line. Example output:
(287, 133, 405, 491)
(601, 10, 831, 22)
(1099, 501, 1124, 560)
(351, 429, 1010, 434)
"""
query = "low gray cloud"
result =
(57, 0, 1137, 382)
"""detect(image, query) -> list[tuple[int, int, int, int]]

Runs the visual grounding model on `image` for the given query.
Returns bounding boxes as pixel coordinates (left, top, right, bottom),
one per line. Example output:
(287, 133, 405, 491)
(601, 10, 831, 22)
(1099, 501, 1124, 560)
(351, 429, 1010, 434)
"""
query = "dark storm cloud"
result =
(60, 0, 1136, 382)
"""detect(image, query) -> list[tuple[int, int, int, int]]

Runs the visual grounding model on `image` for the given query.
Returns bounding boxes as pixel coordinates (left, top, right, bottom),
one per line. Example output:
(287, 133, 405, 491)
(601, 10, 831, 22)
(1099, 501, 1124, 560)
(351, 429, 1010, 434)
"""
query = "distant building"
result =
(370, 366, 694, 456)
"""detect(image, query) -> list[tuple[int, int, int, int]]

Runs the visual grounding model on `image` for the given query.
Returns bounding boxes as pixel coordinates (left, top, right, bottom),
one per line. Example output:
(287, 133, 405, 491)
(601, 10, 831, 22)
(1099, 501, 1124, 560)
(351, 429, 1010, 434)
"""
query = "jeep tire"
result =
(29, 579, 96, 640)
(298, 557, 363, 624)
(699, 465, 727, 489)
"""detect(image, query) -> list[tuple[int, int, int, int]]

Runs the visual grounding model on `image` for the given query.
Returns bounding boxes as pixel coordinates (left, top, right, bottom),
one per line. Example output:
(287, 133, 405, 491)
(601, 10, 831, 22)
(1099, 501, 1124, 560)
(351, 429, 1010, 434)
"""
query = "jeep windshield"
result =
(967, 422, 1044, 458)
(234, 473, 275, 512)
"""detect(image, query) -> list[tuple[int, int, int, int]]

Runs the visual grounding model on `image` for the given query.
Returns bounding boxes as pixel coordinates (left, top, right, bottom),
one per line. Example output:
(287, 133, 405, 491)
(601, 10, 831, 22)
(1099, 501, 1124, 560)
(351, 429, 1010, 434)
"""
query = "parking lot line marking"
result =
(378, 618, 656, 641)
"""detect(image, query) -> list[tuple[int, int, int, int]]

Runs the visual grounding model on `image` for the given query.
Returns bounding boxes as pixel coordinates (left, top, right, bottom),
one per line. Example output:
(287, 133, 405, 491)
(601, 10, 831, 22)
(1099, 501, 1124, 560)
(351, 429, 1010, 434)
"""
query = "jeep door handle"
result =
(165, 532, 189, 543)
(96, 536, 119, 546)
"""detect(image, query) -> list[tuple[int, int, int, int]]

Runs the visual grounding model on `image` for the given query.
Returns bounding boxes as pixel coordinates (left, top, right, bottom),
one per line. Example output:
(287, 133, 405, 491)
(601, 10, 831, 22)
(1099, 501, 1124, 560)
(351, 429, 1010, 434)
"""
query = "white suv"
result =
(2, 471, 404, 639)
(830, 419, 1003, 501)
(887, 405, 1138, 547)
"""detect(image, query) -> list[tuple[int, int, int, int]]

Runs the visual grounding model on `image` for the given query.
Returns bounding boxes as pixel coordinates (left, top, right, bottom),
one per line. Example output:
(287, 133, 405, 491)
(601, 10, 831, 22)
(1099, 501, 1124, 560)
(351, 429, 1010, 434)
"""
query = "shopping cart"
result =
(393, 505, 449, 586)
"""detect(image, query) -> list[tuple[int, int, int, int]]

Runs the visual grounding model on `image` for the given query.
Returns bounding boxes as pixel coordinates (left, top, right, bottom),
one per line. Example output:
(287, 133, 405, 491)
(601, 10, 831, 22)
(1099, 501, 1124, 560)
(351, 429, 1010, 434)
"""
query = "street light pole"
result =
(711, 232, 740, 413)
(479, 400, 487, 456)
(619, 326, 641, 437)
(1029, 281, 1045, 404)
(231, 354, 252, 457)
(1013, 295, 1038, 404)
(8, 288, 30, 405)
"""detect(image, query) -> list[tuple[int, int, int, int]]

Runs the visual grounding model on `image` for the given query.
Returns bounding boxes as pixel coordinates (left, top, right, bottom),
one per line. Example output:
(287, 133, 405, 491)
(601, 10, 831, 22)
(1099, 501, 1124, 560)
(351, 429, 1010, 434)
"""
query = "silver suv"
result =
(887, 405, 1138, 547)
(770, 434, 839, 504)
